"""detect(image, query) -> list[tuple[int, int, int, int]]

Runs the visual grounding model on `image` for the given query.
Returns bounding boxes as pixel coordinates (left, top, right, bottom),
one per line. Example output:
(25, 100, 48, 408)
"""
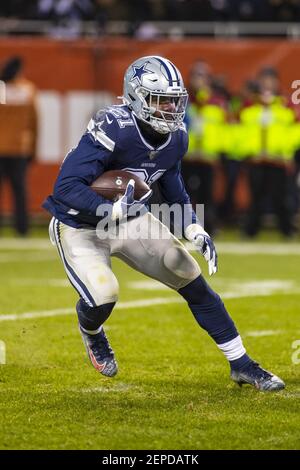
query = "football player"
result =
(43, 56, 284, 391)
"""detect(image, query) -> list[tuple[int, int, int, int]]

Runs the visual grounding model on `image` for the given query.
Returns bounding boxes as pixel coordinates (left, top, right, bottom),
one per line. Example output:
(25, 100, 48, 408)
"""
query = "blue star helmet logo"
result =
(131, 63, 154, 85)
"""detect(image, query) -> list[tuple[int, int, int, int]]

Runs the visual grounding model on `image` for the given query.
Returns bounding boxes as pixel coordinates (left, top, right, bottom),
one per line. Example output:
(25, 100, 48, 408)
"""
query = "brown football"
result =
(90, 170, 150, 201)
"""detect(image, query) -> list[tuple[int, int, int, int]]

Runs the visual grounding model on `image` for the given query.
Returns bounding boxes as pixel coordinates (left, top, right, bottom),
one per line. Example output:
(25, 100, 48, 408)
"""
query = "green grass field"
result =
(0, 228, 299, 450)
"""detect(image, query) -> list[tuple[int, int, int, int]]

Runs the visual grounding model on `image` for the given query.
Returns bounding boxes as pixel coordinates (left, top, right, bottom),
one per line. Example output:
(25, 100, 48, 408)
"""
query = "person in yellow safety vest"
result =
(239, 94, 296, 163)
(183, 61, 228, 234)
(187, 99, 227, 162)
(218, 80, 261, 225)
(240, 86, 297, 238)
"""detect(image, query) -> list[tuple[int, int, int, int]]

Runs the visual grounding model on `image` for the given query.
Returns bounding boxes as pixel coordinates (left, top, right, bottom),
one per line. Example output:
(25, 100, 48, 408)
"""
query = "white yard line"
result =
(128, 279, 299, 298)
(0, 253, 57, 263)
(0, 273, 298, 324)
(244, 330, 283, 337)
(0, 307, 75, 322)
(13, 278, 297, 296)
(0, 239, 53, 250)
(127, 280, 170, 290)
(186, 241, 300, 255)
(1, 238, 300, 255)
(0, 297, 184, 322)
(8, 278, 299, 295)
(0, 280, 299, 323)
(13, 279, 70, 287)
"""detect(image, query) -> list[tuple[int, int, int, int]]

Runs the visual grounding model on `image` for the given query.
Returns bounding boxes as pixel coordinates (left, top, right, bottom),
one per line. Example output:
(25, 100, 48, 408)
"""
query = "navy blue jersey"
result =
(43, 104, 197, 229)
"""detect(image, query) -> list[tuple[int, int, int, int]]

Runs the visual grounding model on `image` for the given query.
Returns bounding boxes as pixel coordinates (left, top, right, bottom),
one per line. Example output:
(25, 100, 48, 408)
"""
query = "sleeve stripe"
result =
(87, 119, 115, 152)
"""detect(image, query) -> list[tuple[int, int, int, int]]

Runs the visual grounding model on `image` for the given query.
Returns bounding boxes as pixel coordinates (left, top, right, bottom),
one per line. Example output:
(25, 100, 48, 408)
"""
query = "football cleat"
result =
(231, 361, 285, 391)
(79, 326, 118, 377)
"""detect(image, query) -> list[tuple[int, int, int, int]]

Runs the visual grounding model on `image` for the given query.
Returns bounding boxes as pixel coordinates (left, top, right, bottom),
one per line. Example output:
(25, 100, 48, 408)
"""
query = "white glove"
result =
(185, 224, 218, 276)
(111, 179, 152, 221)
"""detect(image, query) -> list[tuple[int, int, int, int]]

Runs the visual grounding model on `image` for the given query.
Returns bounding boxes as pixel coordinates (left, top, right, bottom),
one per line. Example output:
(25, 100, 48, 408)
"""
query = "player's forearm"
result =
(53, 179, 112, 214)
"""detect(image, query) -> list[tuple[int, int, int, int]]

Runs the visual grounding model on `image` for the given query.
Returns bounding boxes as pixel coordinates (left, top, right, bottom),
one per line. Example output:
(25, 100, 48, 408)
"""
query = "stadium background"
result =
(0, 37, 299, 221)
(0, 0, 300, 452)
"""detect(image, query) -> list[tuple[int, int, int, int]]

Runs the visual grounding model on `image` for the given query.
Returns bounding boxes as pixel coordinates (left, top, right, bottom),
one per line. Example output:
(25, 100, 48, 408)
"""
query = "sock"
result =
(217, 336, 251, 370)
(76, 298, 115, 334)
(80, 325, 103, 336)
(179, 275, 251, 369)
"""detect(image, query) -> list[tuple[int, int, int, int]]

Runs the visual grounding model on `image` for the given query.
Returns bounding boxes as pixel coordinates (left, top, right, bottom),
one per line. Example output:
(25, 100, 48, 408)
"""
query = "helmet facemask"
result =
(137, 88, 188, 134)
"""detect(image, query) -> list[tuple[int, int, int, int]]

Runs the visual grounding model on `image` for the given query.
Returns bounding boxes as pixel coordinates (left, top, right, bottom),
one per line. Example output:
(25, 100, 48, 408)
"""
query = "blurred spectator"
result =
(134, 22, 161, 40)
(163, 0, 213, 21)
(1, 0, 300, 25)
(183, 60, 228, 234)
(268, 0, 300, 22)
(94, 0, 123, 34)
(37, 0, 93, 20)
(239, 70, 297, 237)
(219, 80, 260, 224)
(257, 66, 281, 96)
(1, 0, 300, 37)
(211, 73, 231, 102)
(209, 0, 231, 20)
(239, 79, 261, 108)
(0, 56, 38, 236)
(37, 0, 94, 37)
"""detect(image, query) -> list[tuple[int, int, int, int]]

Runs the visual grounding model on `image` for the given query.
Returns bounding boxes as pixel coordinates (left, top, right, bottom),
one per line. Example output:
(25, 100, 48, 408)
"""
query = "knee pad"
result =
(77, 298, 116, 331)
(163, 246, 200, 281)
(86, 264, 119, 305)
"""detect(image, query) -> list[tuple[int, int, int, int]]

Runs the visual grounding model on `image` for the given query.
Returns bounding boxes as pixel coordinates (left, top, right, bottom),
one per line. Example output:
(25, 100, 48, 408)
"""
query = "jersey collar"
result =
(132, 113, 172, 151)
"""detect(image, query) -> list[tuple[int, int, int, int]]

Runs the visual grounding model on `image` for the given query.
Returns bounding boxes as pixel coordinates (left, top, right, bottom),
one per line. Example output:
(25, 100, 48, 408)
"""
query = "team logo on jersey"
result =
(148, 150, 159, 160)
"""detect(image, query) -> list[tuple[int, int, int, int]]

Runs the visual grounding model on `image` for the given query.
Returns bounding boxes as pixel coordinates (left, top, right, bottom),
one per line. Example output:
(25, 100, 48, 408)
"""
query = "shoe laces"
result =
(89, 329, 113, 359)
(245, 361, 272, 381)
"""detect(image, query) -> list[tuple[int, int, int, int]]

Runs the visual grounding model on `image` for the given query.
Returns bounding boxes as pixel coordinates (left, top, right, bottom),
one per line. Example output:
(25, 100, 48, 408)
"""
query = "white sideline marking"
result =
(1, 278, 299, 322)
(0, 252, 57, 263)
(128, 280, 169, 290)
(0, 307, 74, 322)
(129, 279, 299, 297)
(14, 279, 70, 287)
(186, 241, 300, 255)
(0, 297, 184, 322)
(0, 277, 299, 323)
(0, 238, 52, 250)
(1, 238, 300, 255)
(10, 278, 299, 294)
(244, 330, 282, 338)
(221, 280, 298, 298)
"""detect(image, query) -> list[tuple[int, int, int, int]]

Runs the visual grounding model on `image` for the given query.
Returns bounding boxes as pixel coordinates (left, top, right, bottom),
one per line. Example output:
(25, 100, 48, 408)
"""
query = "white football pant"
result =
(49, 213, 201, 307)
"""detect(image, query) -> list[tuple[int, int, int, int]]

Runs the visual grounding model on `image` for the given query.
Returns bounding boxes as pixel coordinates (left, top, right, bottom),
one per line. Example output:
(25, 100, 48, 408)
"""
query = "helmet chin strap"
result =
(150, 118, 172, 134)
(136, 117, 171, 146)
(141, 107, 179, 134)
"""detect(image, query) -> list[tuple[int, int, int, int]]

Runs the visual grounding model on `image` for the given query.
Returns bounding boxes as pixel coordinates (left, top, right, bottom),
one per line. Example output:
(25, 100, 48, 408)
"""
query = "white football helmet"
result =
(122, 55, 188, 134)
